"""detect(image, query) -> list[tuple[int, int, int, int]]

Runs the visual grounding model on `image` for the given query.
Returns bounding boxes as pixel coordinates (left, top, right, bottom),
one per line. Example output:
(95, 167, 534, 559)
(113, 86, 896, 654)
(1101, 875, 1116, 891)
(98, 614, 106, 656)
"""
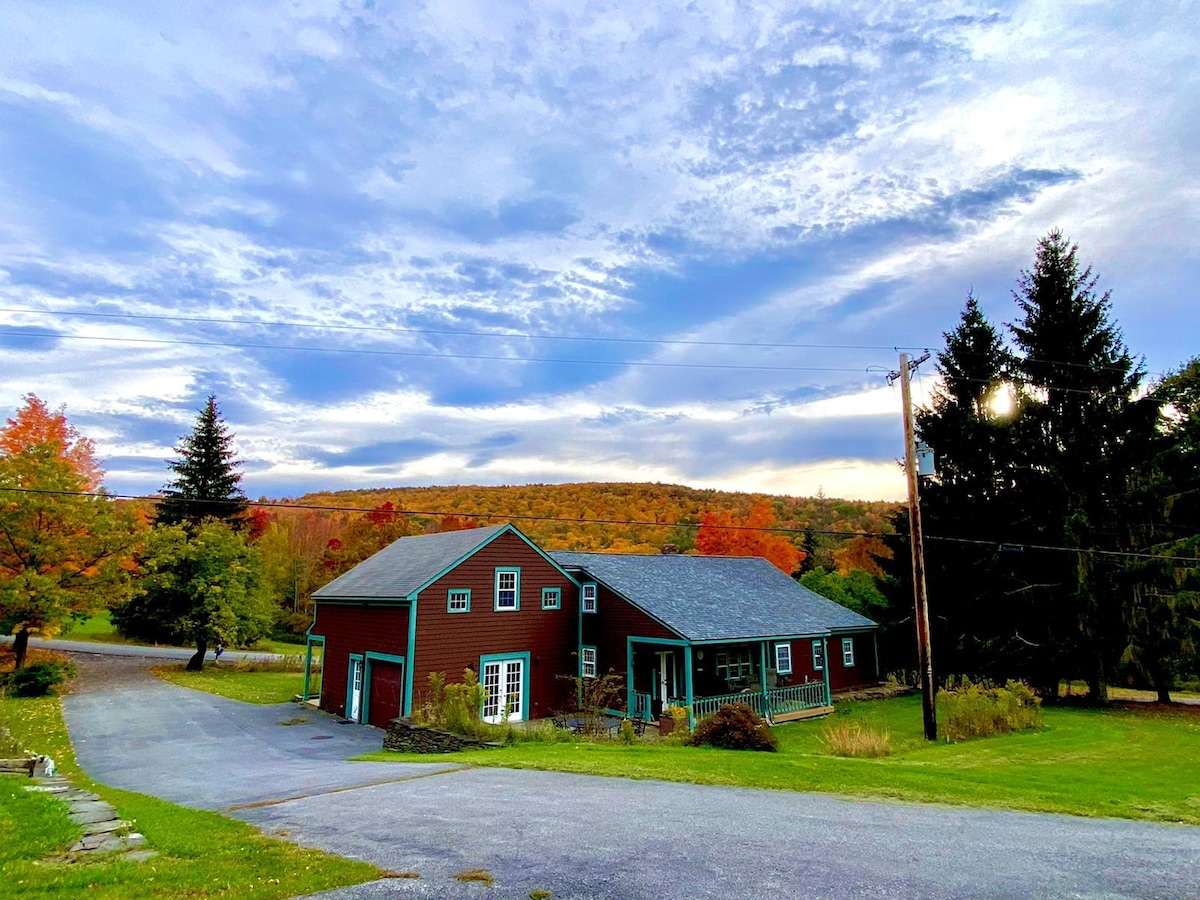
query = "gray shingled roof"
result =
(313, 524, 510, 600)
(552, 551, 876, 642)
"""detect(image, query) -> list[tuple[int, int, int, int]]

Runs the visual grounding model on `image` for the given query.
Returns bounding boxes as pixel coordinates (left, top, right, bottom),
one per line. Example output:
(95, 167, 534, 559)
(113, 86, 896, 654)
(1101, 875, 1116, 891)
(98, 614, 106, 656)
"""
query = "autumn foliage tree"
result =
(0, 395, 139, 668)
(695, 501, 802, 574)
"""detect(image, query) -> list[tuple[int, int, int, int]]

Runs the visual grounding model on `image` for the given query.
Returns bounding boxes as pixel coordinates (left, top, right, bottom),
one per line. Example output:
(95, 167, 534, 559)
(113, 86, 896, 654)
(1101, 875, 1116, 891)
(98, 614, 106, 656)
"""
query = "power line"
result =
(4, 486, 1199, 564)
(0, 330, 889, 375)
(0, 306, 921, 354)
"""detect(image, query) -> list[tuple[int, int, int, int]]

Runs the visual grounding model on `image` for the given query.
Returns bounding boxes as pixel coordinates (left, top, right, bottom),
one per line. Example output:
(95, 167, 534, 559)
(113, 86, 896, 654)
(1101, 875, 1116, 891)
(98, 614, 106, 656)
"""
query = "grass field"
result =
(152, 661, 307, 705)
(360, 694, 1200, 825)
(0, 688, 379, 899)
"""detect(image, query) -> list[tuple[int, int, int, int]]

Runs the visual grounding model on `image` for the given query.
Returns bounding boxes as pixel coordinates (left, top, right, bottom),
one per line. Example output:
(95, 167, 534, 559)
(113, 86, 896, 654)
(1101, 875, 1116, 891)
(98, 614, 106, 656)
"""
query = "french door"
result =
(348, 657, 364, 722)
(482, 657, 525, 723)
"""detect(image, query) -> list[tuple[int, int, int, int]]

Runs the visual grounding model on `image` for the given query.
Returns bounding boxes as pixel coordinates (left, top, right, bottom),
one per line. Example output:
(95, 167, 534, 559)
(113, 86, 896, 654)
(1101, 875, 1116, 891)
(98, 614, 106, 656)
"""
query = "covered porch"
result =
(626, 636, 833, 726)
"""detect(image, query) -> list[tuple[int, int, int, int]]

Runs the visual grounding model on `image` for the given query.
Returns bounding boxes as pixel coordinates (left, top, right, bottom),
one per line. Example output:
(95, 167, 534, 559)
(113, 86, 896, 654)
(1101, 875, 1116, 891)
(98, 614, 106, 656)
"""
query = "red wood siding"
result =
(828, 631, 878, 691)
(312, 604, 409, 719)
(415, 531, 578, 719)
(367, 660, 403, 728)
(582, 582, 677, 690)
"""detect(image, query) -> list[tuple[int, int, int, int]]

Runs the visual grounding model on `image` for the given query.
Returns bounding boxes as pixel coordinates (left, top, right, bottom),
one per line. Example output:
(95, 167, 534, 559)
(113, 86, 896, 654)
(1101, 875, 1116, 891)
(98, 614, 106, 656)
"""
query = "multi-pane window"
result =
(447, 589, 470, 613)
(842, 638, 855, 667)
(494, 568, 519, 611)
(542, 587, 561, 610)
(581, 582, 597, 613)
(581, 646, 597, 678)
(715, 646, 754, 685)
(481, 657, 524, 723)
(774, 642, 792, 675)
(812, 639, 825, 671)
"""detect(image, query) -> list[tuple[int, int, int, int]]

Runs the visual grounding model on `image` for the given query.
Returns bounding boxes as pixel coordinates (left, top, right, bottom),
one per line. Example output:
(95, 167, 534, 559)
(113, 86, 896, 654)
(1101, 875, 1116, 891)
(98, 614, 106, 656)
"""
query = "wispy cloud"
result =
(0, 1, 1196, 502)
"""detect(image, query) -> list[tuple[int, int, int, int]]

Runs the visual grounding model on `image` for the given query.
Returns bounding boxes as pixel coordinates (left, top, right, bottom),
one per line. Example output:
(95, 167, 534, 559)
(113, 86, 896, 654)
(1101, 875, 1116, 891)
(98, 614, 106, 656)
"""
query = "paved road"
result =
(62, 656, 1200, 900)
(1, 634, 283, 663)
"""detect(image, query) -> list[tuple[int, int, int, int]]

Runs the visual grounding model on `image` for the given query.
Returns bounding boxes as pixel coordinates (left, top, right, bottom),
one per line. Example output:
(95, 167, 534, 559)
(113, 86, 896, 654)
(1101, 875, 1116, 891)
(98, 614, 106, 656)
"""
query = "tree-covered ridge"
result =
(286, 482, 898, 555)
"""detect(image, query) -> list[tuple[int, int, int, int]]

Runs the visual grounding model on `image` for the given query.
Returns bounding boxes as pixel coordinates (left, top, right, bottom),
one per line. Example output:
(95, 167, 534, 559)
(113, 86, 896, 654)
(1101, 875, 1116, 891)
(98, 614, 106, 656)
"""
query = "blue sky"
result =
(1, 1, 1197, 501)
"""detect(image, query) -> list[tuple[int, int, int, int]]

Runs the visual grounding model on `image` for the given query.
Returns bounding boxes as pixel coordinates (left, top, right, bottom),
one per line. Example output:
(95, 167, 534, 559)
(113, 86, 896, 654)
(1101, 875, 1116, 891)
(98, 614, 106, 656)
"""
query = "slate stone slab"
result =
(68, 801, 119, 825)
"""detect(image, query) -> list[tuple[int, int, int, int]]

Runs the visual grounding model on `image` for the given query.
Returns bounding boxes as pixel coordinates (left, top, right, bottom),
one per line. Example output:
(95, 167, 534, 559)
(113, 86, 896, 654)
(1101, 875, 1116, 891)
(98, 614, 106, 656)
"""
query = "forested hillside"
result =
(284, 482, 897, 557)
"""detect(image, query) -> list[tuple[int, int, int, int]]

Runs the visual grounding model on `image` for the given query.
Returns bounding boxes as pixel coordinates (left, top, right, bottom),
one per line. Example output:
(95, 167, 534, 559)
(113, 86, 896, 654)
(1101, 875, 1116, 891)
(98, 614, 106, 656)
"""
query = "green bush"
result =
(939, 679, 1043, 741)
(2, 660, 76, 697)
(688, 703, 777, 752)
(415, 670, 506, 742)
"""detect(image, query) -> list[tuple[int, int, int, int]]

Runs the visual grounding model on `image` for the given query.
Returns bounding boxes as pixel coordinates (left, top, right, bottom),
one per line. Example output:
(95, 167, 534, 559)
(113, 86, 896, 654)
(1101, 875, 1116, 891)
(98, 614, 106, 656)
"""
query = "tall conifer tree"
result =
(157, 395, 248, 527)
(1007, 230, 1144, 703)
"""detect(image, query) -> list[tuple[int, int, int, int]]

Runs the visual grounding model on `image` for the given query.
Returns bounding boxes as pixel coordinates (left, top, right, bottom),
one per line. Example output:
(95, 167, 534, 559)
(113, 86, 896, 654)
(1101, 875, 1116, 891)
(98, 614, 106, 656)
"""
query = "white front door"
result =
(348, 657, 364, 721)
(657, 650, 676, 706)
(482, 658, 525, 723)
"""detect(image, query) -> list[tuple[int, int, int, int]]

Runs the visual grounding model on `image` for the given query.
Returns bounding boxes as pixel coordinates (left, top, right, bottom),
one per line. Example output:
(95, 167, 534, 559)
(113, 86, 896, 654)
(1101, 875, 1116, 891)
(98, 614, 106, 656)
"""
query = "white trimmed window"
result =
(447, 589, 471, 614)
(581, 582, 598, 614)
(542, 587, 561, 610)
(812, 639, 824, 671)
(842, 638, 855, 667)
(774, 642, 792, 675)
(494, 568, 520, 611)
(581, 646, 597, 678)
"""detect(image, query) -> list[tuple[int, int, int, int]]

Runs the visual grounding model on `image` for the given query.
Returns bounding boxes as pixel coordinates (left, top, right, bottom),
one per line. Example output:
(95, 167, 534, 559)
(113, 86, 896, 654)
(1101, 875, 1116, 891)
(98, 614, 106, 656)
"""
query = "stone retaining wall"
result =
(382, 718, 499, 753)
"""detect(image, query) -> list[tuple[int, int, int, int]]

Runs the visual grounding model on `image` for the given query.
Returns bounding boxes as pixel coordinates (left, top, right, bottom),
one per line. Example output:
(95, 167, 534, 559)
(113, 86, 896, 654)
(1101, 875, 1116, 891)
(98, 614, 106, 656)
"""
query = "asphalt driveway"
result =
(62, 656, 1200, 899)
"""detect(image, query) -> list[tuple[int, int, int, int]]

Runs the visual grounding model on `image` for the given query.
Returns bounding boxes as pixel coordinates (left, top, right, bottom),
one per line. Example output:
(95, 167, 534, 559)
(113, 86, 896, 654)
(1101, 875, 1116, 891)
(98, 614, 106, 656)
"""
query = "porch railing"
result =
(766, 681, 829, 716)
(690, 690, 765, 721)
(687, 682, 830, 723)
(632, 692, 652, 721)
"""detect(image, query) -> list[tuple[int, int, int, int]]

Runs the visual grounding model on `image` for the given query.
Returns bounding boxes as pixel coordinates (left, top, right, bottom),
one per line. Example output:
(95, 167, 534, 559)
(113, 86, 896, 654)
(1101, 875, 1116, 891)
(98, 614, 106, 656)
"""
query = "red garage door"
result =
(367, 660, 403, 728)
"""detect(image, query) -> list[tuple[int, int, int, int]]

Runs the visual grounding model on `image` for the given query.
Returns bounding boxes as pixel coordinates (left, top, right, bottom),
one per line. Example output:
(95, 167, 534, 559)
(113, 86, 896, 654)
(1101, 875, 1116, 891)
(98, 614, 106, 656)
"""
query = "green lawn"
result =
(360, 695, 1200, 826)
(152, 663, 307, 705)
(0, 692, 380, 900)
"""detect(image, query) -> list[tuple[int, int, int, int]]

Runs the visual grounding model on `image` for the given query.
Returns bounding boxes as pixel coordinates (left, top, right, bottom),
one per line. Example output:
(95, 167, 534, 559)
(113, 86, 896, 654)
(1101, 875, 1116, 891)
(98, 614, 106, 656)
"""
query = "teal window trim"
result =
(494, 567, 521, 612)
(812, 639, 824, 671)
(361, 651, 406, 725)
(541, 587, 561, 610)
(447, 588, 471, 614)
(821, 637, 831, 703)
(581, 581, 598, 614)
(842, 637, 856, 667)
(303, 635, 325, 701)
(345, 653, 365, 722)
(774, 641, 793, 675)
(581, 645, 597, 678)
(479, 651, 532, 722)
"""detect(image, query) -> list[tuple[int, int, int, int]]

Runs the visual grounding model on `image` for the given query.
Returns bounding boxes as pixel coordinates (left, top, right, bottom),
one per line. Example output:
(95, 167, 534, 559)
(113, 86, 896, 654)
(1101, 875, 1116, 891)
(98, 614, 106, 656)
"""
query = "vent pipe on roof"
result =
(660, 543, 680, 555)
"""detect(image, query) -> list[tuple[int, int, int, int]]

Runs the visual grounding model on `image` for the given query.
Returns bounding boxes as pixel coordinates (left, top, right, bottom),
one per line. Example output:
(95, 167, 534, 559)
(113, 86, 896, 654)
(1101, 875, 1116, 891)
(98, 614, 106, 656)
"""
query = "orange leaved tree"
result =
(695, 501, 802, 574)
(0, 395, 140, 668)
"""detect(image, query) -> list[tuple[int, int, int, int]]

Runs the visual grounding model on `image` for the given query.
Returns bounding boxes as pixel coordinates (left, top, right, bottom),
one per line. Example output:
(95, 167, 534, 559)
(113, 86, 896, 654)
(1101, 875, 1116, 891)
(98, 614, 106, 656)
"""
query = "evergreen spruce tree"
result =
(157, 395, 248, 528)
(1120, 358, 1200, 702)
(1007, 230, 1145, 703)
(915, 294, 1025, 679)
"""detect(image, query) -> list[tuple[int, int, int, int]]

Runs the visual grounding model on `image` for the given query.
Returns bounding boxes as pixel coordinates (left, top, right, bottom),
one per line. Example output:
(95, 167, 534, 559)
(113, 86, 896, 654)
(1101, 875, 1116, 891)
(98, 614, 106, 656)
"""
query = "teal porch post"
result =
(683, 644, 695, 730)
(822, 636, 832, 705)
(626, 638, 634, 718)
(759, 641, 771, 718)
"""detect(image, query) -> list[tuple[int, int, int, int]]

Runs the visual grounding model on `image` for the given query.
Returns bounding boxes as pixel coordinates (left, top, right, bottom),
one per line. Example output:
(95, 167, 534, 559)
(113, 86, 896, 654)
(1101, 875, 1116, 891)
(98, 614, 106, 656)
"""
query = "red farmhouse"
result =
(304, 524, 878, 727)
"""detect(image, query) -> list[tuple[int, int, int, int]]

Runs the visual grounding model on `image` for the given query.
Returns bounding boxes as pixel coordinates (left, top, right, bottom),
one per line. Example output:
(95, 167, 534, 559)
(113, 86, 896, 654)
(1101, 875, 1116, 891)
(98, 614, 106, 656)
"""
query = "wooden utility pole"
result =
(892, 351, 937, 741)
